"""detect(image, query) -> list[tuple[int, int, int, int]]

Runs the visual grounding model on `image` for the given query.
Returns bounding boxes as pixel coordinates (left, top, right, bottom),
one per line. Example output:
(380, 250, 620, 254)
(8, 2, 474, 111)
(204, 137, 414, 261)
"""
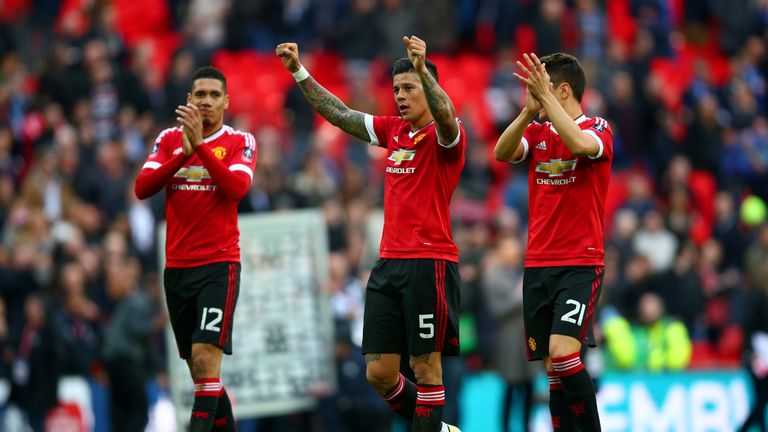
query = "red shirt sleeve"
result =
(369, 115, 399, 149)
(516, 121, 544, 163)
(134, 128, 187, 199)
(583, 117, 614, 160)
(195, 132, 257, 201)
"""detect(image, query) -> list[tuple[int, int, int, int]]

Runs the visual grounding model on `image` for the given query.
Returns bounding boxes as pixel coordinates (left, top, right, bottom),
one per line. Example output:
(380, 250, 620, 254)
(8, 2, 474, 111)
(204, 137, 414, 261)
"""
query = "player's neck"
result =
(563, 99, 583, 120)
(202, 121, 224, 138)
(410, 115, 434, 132)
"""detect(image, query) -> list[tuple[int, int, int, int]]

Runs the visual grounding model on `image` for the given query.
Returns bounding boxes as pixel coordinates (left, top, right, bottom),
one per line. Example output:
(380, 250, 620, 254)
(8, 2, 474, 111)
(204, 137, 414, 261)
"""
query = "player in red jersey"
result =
(276, 37, 464, 432)
(494, 52, 613, 432)
(135, 66, 256, 432)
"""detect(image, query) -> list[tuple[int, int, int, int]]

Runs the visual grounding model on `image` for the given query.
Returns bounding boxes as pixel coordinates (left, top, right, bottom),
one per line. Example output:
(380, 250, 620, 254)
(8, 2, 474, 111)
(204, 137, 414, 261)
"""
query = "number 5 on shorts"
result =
(561, 300, 586, 326)
(419, 314, 434, 339)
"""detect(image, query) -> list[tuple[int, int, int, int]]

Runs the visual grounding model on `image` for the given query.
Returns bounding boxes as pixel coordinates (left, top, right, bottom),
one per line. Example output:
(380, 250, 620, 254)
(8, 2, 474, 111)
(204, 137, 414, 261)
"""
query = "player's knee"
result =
(410, 359, 440, 384)
(549, 344, 580, 360)
(549, 335, 582, 360)
(366, 364, 398, 394)
(190, 350, 216, 379)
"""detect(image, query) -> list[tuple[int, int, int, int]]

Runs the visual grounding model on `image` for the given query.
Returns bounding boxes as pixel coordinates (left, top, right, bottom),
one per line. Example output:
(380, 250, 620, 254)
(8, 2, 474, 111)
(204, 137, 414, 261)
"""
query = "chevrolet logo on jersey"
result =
(388, 149, 416, 166)
(175, 166, 211, 182)
(535, 159, 577, 177)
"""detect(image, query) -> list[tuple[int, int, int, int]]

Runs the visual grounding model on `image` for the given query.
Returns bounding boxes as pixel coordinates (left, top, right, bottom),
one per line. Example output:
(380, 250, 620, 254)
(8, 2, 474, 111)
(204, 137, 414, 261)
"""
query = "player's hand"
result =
(181, 130, 194, 156)
(513, 53, 552, 101)
(276, 42, 301, 73)
(403, 35, 429, 75)
(176, 103, 203, 150)
(523, 87, 542, 115)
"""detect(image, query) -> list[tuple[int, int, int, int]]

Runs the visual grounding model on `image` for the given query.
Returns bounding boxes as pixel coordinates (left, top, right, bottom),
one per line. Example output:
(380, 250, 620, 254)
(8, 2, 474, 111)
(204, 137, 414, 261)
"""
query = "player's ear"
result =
(224, 94, 229, 110)
(187, 92, 192, 104)
(558, 83, 570, 101)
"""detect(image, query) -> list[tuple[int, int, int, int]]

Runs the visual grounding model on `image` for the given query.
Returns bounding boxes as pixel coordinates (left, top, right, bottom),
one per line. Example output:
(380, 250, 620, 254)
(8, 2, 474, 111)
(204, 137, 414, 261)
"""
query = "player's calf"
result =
(366, 354, 419, 422)
(552, 352, 601, 432)
(365, 353, 401, 396)
(410, 352, 445, 432)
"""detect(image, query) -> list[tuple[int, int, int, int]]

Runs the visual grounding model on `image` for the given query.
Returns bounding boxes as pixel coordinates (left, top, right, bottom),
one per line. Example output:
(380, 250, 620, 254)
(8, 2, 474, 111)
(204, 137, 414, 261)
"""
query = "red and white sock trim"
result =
(384, 374, 406, 401)
(551, 352, 585, 377)
(416, 385, 445, 407)
(194, 378, 223, 397)
(547, 371, 563, 391)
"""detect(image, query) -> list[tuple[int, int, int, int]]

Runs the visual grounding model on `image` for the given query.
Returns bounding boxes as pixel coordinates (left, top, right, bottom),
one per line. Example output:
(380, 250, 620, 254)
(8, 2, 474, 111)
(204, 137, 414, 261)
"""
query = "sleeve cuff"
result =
(364, 114, 379, 146)
(142, 161, 162, 170)
(229, 164, 254, 180)
(583, 130, 604, 159)
(511, 137, 529, 164)
(438, 118, 462, 148)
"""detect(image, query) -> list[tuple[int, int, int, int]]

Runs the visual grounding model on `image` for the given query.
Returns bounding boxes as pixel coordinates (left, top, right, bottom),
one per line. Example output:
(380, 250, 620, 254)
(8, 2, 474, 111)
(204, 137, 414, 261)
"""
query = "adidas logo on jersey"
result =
(535, 141, 547, 151)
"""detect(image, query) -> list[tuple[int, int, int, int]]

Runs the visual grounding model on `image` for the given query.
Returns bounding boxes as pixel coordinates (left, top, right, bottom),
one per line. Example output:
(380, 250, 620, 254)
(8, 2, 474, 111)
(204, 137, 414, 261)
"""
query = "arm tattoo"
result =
(410, 352, 432, 363)
(298, 77, 370, 142)
(365, 353, 383, 363)
(419, 72, 458, 142)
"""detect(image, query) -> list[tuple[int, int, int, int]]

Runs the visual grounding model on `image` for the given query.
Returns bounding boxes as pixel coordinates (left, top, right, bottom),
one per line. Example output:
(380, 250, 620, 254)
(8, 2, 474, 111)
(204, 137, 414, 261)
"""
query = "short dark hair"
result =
(392, 58, 439, 82)
(539, 53, 586, 102)
(190, 66, 227, 92)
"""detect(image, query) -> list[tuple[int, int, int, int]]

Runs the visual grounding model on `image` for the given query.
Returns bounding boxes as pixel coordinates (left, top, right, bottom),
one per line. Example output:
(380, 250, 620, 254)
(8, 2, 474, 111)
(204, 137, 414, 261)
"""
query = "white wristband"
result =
(292, 65, 310, 82)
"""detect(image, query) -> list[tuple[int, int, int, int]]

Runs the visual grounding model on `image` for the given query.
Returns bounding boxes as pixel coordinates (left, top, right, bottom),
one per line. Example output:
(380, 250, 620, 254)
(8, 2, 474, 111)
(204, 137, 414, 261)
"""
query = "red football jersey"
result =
(139, 125, 257, 268)
(515, 115, 613, 267)
(365, 115, 466, 262)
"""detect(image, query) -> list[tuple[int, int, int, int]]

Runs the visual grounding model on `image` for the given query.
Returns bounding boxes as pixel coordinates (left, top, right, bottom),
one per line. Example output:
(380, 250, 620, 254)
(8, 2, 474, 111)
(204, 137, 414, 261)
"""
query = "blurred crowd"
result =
(1, 0, 768, 431)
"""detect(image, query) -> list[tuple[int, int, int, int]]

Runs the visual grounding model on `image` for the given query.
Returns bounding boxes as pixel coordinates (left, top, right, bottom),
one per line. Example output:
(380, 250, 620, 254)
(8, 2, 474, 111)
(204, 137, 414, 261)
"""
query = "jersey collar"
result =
(408, 120, 435, 138)
(202, 125, 228, 143)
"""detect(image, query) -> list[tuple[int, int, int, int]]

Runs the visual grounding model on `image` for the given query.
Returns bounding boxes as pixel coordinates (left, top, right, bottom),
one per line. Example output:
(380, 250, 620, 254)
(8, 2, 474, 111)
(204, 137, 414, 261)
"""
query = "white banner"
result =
(159, 210, 335, 425)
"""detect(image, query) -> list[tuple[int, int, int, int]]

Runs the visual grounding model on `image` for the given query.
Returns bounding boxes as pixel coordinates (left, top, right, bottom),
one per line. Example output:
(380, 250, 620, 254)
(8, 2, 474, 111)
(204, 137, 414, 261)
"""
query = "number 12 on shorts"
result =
(561, 300, 586, 326)
(201, 307, 223, 332)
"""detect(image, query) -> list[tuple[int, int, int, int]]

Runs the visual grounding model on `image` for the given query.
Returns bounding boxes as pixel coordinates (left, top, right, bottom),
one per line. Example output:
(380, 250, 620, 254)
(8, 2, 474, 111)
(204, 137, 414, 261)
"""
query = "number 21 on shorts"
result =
(561, 300, 586, 326)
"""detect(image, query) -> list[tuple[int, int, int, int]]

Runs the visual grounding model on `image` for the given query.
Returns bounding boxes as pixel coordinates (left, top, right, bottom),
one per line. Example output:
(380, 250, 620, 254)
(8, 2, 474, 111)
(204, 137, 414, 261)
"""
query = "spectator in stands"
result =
(55, 262, 100, 378)
(665, 185, 693, 244)
(602, 291, 692, 371)
(574, 0, 606, 62)
(413, 0, 458, 54)
(334, 0, 384, 62)
(684, 93, 725, 179)
(746, 224, 768, 293)
(606, 71, 642, 168)
(380, 0, 415, 63)
(633, 209, 678, 272)
(620, 172, 656, 217)
(532, 0, 568, 55)
(7, 294, 64, 432)
(101, 256, 154, 432)
(607, 208, 639, 275)
(738, 273, 768, 432)
(482, 236, 540, 432)
(713, 191, 749, 270)
(655, 243, 705, 336)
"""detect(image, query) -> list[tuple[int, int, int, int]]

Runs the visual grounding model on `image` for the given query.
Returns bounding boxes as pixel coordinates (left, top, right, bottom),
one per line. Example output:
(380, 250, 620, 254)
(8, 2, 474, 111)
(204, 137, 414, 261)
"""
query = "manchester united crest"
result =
(528, 337, 537, 351)
(212, 146, 227, 159)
